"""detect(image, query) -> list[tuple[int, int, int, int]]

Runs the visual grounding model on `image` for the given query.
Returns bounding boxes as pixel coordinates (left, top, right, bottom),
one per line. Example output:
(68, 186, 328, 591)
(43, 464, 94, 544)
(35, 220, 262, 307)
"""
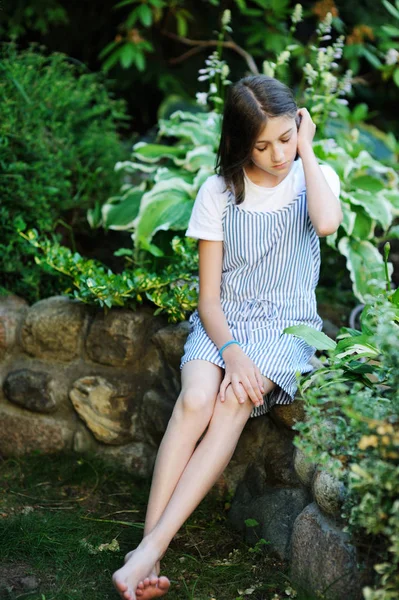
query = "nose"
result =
(271, 144, 284, 164)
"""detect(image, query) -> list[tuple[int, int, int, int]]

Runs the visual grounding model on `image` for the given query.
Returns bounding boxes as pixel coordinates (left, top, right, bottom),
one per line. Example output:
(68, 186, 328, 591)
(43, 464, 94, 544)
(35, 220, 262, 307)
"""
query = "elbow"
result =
(316, 212, 343, 238)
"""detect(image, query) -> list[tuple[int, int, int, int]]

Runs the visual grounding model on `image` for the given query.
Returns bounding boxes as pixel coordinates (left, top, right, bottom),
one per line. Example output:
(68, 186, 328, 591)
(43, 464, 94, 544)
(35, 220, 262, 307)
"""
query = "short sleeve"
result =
(320, 164, 340, 198)
(186, 176, 225, 241)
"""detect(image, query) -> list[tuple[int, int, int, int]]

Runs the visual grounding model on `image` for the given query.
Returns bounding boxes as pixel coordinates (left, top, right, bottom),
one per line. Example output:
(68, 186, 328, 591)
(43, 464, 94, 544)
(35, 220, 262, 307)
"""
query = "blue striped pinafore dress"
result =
(180, 183, 323, 418)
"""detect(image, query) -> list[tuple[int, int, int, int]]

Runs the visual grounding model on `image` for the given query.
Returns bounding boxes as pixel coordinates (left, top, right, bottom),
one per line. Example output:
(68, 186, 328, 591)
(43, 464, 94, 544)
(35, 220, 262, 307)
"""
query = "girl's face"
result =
(248, 115, 298, 184)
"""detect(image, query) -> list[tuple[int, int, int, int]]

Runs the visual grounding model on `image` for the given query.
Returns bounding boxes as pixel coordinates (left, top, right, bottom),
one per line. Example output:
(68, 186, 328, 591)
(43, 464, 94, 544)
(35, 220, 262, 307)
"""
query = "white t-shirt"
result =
(186, 158, 340, 241)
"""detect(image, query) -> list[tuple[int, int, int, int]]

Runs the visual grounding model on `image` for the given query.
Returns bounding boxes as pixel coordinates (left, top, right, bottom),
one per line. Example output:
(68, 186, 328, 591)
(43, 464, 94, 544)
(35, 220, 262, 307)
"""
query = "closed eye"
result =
(256, 137, 291, 152)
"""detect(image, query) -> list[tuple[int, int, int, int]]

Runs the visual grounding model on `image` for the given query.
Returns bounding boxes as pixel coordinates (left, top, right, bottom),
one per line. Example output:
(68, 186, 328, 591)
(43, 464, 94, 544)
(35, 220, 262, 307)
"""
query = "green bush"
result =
(0, 42, 129, 302)
(286, 259, 399, 599)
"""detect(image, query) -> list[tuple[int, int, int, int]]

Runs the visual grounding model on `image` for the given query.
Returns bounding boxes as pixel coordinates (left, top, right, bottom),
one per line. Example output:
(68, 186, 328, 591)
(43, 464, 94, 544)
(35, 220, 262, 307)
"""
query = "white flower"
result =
(196, 92, 208, 106)
(277, 50, 290, 66)
(222, 9, 231, 26)
(263, 60, 275, 77)
(291, 4, 303, 24)
(322, 71, 337, 93)
(385, 48, 399, 65)
(209, 83, 218, 94)
(303, 62, 317, 84)
(222, 64, 230, 78)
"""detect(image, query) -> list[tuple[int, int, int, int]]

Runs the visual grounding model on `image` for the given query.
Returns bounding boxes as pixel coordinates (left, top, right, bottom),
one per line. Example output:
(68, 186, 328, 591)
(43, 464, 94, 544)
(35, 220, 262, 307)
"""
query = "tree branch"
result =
(161, 30, 259, 74)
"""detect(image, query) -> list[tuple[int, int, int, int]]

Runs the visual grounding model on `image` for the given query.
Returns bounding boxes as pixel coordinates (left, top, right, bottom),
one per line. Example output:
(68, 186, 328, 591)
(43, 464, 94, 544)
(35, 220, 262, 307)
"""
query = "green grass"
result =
(0, 453, 313, 600)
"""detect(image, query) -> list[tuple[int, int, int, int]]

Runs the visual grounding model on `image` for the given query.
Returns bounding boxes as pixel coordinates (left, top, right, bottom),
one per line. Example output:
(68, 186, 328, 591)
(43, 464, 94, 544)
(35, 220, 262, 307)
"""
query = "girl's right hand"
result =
(218, 344, 265, 406)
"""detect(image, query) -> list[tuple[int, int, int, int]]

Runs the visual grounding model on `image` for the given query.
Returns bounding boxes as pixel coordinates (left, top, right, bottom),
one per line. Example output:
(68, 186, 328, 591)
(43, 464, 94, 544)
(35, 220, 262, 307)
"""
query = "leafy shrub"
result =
(285, 252, 399, 599)
(0, 42, 129, 302)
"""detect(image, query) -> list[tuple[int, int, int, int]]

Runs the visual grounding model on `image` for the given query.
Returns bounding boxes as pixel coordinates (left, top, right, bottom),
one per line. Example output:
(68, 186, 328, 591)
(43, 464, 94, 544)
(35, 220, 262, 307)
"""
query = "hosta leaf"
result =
(134, 196, 193, 247)
(102, 189, 144, 230)
(174, 146, 216, 172)
(282, 324, 337, 350)
(382, 190, 399, 214)
(132, 142, 187, 162)
(340, 200, 356, 236)
(351, 206, 375, 240)
(342, 190, 392, 231)
(115, 160, 158, 173)
(351, 175, 385, 193)
(338, 237, 393, 302)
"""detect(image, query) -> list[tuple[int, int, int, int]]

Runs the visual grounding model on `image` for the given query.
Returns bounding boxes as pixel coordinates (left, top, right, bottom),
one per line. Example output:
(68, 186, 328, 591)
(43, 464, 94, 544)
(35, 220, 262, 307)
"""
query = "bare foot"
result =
(112, 538, 161, 600)
(124, 552, 170, 598)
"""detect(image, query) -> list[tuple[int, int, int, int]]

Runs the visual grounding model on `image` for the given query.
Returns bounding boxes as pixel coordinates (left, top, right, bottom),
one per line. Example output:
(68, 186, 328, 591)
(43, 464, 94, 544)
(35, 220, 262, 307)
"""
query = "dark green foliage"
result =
(0, 42, 129, 302)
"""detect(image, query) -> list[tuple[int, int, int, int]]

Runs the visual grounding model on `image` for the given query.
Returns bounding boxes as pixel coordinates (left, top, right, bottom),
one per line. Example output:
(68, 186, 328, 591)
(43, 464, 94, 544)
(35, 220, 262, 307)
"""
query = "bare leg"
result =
(112, 376, 276, 599)
(121, 361, 223, 599)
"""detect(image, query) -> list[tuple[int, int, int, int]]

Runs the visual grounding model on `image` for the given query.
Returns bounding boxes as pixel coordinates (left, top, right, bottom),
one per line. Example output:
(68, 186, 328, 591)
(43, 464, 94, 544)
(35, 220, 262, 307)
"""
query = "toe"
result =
(149, 576, 158, 586)
(158, 576, 170, 590)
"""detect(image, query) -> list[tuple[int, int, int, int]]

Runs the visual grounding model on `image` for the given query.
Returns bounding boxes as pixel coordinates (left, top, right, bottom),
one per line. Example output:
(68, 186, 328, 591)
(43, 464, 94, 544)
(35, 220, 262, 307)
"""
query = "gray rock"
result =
(229, 481, 311, 560)
(0, 294, 29, 359)
(152, 321, 190, 374)
(289, 502, 363, 600)
(3, 369, 56, 413)
(85, 307, 161, 367)
(293, 446, 317, 488)
(312, 469, 347, 518)
(70, 375, 137, 444)
(20, 296, 86, 361)
(138, 389, 175, 446)
(270, 397, 306, 429)
(0, 404, 74, 455)
(97, 441, 156, 478)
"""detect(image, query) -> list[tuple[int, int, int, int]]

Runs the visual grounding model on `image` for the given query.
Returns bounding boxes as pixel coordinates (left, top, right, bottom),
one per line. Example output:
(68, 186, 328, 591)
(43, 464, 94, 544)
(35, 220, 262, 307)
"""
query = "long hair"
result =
(215, 75, 298, 205)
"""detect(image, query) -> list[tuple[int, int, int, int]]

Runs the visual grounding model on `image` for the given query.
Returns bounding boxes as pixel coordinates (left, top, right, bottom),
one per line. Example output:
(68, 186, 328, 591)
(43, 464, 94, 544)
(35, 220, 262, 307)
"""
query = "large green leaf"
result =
(351, 175, 385, 193)
(132, 142, 188, 163)
(383, 190, 399, 214)
(133, 178, 194, 246)
(282, 324, 337, 350)
(351, 205, 375, 241)
(340, 200, 356, 236)
(342, 190, 392, 231)
(115, 160, 158, 174)
(102, 189, 144, 230)
(134, 196, 193, 247)
(174, 146, 216, 172)
(334, 334, 380, 359)
(338, 237, 393, 302)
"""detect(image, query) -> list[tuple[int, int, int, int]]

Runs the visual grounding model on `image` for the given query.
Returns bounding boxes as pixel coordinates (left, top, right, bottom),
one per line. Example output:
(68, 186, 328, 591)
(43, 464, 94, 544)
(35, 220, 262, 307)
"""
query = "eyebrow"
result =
(255, 128, 293, 144)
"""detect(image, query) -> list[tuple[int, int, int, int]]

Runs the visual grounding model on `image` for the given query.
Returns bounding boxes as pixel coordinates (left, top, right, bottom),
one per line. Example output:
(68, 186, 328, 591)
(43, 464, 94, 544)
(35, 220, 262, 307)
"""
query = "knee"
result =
(222, 384, 252, 415)
(175, 387, 215, 420)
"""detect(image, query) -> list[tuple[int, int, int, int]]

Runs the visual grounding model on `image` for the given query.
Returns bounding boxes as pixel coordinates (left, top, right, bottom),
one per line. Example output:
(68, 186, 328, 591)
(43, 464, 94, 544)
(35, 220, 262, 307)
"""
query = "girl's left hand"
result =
(296, 107, 316, 157)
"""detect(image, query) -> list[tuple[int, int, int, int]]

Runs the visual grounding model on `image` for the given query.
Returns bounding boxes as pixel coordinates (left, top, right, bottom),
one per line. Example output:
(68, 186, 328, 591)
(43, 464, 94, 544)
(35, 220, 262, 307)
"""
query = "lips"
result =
(273, 162, 287, 168)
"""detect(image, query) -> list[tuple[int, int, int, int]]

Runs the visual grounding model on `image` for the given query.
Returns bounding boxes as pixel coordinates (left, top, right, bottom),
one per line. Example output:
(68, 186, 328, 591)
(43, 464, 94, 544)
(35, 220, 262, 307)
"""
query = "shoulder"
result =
(185, 174, 227, 241)
(199, 173, 229, 196)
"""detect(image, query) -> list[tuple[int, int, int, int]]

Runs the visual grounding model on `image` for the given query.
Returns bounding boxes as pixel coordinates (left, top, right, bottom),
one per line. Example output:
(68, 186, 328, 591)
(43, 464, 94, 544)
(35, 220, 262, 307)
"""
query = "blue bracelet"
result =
(219, 340, 241, 357)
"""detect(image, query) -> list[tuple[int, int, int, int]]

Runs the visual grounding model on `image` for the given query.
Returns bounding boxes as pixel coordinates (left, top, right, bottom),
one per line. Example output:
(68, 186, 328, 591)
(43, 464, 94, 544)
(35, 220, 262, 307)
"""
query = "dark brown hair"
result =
(215, 75, 298, 204)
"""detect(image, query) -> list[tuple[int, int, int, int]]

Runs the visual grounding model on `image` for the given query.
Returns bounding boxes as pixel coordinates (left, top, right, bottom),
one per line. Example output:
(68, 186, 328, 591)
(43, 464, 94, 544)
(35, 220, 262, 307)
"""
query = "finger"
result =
(219, 374, 231, 402)
(254, 369, 265, 395)
(241, 376, 261, 406)
(231, 375, 245, 404)
(249, 374, 264, 402)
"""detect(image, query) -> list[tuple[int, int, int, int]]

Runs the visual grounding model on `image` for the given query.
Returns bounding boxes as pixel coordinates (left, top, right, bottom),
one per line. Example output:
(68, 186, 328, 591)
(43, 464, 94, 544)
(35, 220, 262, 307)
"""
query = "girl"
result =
(112, 74, 342, 600)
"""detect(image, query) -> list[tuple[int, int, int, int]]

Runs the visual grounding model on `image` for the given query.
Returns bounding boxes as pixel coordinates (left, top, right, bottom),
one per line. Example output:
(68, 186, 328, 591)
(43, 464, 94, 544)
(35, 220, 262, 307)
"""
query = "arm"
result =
(197, 239, 264, 406)
(297, 107, 343, 237)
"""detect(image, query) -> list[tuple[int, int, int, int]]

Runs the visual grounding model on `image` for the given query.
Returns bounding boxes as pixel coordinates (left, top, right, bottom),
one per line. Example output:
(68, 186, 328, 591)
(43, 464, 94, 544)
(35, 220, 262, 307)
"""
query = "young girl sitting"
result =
(112, 74, 342, 600)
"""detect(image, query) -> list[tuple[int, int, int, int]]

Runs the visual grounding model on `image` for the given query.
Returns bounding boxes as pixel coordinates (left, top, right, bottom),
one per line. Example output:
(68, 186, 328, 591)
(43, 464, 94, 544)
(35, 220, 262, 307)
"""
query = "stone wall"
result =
(0, 294, 366, 599)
